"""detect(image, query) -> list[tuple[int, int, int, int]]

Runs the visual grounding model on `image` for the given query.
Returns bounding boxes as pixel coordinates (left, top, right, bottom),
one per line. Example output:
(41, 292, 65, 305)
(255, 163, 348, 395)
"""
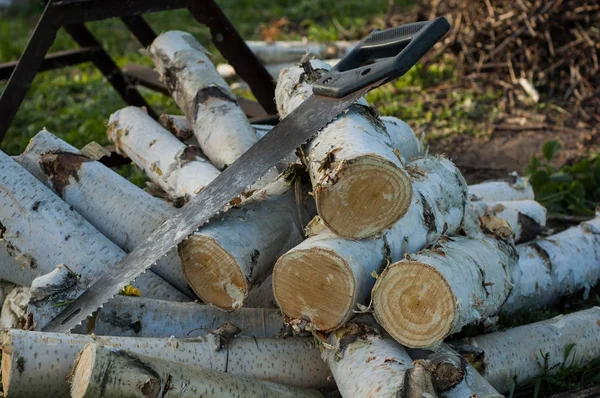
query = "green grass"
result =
(0, 0, 401, 155)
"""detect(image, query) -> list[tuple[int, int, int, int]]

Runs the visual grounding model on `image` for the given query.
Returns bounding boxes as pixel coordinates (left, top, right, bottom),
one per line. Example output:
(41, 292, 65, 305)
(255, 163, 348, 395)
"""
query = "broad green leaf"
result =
(525, 155, 539, 175)
(571, 158, 590, 174)
(568, 181, 586, 200)
(542, 140, 562, 161)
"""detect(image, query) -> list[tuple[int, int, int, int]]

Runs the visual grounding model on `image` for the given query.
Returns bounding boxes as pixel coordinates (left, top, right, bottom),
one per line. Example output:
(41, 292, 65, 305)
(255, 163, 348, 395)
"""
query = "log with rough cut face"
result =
(180, 169, 314, 311)
(273, 156, 468, 332)
(70, 344, 325, 398)
(450, 307, 600, 392)
(275, 60, 413, 239)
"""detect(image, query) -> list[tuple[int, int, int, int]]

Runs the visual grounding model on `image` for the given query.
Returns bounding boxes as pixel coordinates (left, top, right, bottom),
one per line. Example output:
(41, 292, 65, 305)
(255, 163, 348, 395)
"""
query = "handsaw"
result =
(43, 17, 450, 332)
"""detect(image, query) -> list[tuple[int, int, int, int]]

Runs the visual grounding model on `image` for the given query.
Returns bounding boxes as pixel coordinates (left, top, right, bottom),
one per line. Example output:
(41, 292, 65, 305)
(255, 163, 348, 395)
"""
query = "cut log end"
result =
(316, 155, 412, 239)
(373, 261, 456, 348)
(70, 344, 96, 398)
(2, 347, 12, 394)
(273, 248, 354, 331)
(180, 235, 247, 311)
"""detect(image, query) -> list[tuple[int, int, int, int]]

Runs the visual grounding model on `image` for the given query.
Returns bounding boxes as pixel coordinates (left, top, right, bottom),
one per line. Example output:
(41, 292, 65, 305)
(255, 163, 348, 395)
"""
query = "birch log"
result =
(19, 130, 193, 295)
(469, 199, 546, 243)
(149, 31, 259, 170)
(273, 156, 467, 331)
(408, 344, 503, 398)
(91, 295, 285, 338)
(246, 40, 356, 64)
(502, 216, 600, 313)
(0, 151, 188, 328)
(0, 285, 28, 329)
(2, 329, 332, 397)
(321, 321, 427, 398)
(468, 175, 534, 201)
(275, 60, 413, 239)
(372, 234, 518, 348)
(180, 169, 313, 311)
(451, 307, 600, 392)
(107, 106, 221, 200)
(70, 344, 324, 398)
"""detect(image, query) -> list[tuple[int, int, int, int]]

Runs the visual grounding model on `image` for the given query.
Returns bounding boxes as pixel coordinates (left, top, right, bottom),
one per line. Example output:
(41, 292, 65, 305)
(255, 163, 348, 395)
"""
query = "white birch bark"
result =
(0, 151, 188, 328)
(408, 343, 503, 398)
(372, 235, 518, 348)
(468, 175, 534, 202)
(149, 31, 259, 170)
(19, 130, 193, 296)
(450, 307, 600, 392)
(321, 320, 431, 398)
(91, 295, 285, 338)
(107, 106, 221, 200)
(380, 116, 424, 160)
(273, 155, 468, 331)
(181, 171, 313, 311)
(275, 60, 413, 239)
(469, 199, 546, 243)
(246, 40, 356, 64)
(158, 113, 194, 140)
(2, 329, 332, 397)
(70, 344, 324, 398)
(0, 284, 28, 329)
(502, 216, 600, 313)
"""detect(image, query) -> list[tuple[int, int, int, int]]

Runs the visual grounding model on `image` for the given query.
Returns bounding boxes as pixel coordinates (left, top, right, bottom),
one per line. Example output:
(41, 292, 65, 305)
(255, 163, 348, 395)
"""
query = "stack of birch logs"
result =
(0, 30, 599, 397)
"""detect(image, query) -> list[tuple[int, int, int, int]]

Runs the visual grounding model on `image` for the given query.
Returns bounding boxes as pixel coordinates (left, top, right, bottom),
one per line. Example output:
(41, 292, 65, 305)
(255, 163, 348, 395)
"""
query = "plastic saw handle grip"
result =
(312, 17, 450, 98)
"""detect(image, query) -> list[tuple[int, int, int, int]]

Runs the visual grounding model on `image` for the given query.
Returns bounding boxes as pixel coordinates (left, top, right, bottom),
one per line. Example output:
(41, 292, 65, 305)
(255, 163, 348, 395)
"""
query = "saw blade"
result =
(42, 80, 385, 333)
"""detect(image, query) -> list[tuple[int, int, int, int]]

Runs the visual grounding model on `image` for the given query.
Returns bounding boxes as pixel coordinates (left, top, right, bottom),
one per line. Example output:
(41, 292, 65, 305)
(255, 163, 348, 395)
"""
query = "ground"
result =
(1, 0, 599, 395)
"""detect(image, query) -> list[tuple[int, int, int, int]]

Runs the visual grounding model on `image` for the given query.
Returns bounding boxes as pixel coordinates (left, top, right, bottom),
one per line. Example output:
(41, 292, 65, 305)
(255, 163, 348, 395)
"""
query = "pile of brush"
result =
(418, 0, 600, 122)
(0, 29, 600, 397)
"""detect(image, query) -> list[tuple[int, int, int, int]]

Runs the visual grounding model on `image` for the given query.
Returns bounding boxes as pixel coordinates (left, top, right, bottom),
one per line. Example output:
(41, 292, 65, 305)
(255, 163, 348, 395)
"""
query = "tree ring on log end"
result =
(373, 261, 455, 348)
(316, 155, 412, 239)
(70, 344, 96, 398)
(273, 248, 354, 332)
(1, 346, 12, 394)
(180, 235, 247, 311)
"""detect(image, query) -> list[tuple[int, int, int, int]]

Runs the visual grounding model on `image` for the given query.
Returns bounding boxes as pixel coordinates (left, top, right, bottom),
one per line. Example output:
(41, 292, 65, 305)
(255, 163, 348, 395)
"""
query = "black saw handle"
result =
(312, 17, 450, 98)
